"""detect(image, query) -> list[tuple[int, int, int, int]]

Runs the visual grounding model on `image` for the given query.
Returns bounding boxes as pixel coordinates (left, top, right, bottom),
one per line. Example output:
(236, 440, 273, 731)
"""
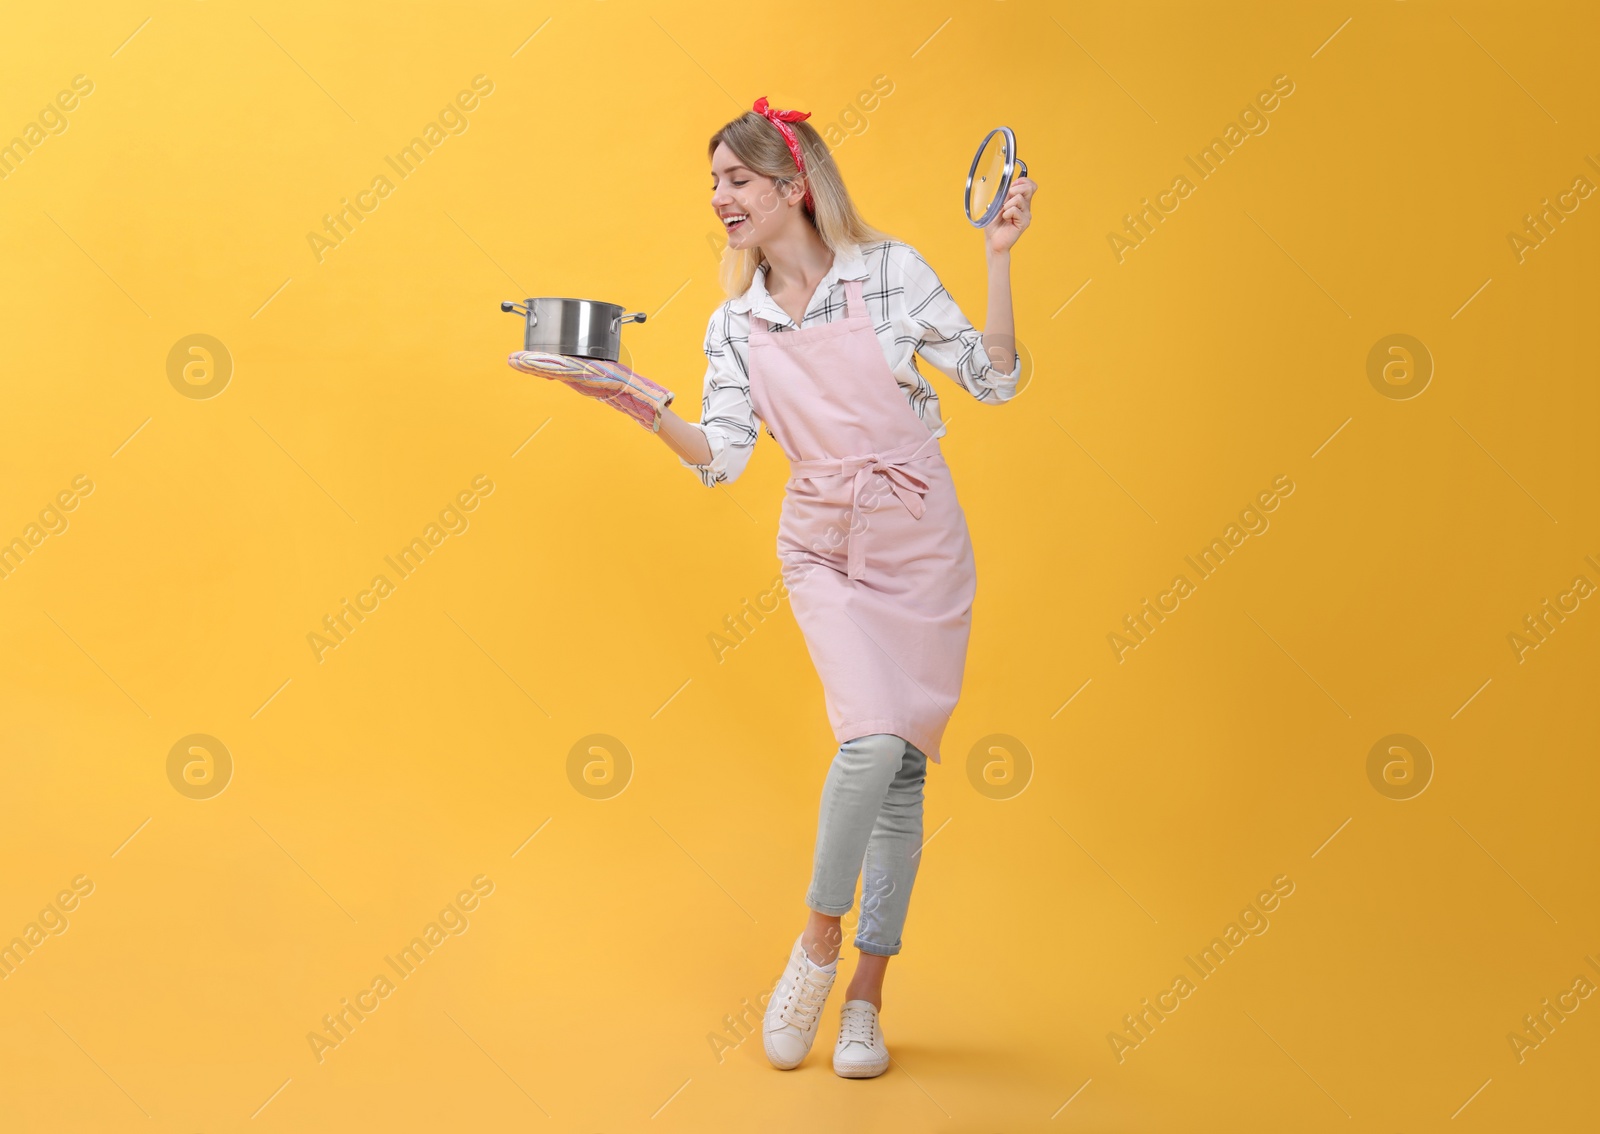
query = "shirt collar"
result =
(729, 242, 869, 325)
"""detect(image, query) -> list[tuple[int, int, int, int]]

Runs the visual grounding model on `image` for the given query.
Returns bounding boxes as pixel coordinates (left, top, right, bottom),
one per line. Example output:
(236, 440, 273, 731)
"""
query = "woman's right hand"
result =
(507, 352, 675, 433)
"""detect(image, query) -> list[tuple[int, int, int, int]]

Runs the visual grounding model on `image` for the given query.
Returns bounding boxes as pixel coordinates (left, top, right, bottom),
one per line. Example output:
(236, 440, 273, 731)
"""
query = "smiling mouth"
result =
(722, 213, 749, 232)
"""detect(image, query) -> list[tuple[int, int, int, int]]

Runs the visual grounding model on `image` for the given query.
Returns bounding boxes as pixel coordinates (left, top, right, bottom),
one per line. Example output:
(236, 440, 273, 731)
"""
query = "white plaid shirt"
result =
(679, 239, 1021, 486)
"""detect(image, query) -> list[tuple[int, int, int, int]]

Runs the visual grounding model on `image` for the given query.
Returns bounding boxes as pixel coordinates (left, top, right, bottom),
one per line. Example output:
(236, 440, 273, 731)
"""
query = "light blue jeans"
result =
(804, 733, 928, 957)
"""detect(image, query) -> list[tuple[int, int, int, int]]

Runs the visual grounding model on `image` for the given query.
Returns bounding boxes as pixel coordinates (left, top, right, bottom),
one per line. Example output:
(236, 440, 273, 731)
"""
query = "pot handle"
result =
(612, 311, 648, 331)
(500, 301, 531, 318)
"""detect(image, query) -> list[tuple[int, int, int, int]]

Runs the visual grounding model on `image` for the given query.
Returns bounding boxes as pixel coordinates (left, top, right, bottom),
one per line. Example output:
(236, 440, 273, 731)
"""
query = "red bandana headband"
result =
(752, 96, 813, 211)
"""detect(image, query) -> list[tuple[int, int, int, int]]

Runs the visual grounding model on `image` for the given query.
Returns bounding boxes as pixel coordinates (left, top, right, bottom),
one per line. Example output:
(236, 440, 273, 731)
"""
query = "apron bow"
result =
(788, 442, 939, 582)
(844, 454, 934, 575)
(844, 456, 931, 579)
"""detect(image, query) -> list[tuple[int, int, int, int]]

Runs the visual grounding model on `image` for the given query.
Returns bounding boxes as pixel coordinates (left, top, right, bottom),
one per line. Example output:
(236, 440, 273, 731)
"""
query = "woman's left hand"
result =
(985, 176, 1035, 256)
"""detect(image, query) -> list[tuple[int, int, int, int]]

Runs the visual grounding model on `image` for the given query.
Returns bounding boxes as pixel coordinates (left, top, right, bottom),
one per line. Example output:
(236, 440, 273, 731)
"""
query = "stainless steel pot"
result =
(499, 297, 647, 362)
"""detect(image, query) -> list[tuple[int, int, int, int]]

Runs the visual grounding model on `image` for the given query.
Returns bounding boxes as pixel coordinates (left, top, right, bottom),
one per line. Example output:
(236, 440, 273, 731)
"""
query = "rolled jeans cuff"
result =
(804, 895, 855, 917)
(853, 936, 901, 957)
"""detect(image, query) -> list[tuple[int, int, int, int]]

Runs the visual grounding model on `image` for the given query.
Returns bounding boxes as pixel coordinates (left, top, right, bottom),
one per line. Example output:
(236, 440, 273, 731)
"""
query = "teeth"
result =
(724, 215, 747, 225)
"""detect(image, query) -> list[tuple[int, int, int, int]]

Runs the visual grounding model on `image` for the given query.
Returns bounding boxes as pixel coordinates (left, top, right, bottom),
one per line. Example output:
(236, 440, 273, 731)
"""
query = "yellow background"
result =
(1, 0, 1596, 1130)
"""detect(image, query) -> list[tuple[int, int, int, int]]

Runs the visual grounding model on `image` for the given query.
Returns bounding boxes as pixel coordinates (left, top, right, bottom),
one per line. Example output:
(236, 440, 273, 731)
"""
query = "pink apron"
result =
(748, 275, 977, 764)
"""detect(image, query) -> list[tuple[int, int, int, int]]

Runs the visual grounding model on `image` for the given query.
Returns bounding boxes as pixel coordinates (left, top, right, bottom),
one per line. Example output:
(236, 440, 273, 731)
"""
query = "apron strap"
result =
(843, 276, 865, 320)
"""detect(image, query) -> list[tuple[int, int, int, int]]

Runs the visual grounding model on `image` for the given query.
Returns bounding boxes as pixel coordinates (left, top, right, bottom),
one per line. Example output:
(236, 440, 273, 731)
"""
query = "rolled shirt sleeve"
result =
(679, 306, 758, 486)
(897, 244, 1021, 404)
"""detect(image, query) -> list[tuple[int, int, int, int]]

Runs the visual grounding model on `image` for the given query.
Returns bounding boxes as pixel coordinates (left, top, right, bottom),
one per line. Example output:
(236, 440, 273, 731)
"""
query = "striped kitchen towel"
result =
(507, 351, 675, 433)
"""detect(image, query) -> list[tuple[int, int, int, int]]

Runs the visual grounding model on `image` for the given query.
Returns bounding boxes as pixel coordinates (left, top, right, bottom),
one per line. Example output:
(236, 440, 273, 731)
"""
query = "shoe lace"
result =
(840, 1005, 876, 1045)
(778, 968, 832, 1030)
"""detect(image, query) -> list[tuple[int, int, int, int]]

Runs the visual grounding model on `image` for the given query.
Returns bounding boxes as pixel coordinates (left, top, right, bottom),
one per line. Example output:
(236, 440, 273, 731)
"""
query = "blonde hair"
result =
(708, 110, 891, 298)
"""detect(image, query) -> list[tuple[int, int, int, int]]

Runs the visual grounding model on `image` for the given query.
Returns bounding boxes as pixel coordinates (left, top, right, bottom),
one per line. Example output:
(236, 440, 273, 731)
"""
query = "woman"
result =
(666, 97, 1034, 1077)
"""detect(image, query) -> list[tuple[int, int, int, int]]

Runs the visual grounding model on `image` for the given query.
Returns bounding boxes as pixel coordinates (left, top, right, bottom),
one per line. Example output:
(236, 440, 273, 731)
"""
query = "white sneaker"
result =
(762, 935, 838, 1069)
(833, 999, 890, 1078)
